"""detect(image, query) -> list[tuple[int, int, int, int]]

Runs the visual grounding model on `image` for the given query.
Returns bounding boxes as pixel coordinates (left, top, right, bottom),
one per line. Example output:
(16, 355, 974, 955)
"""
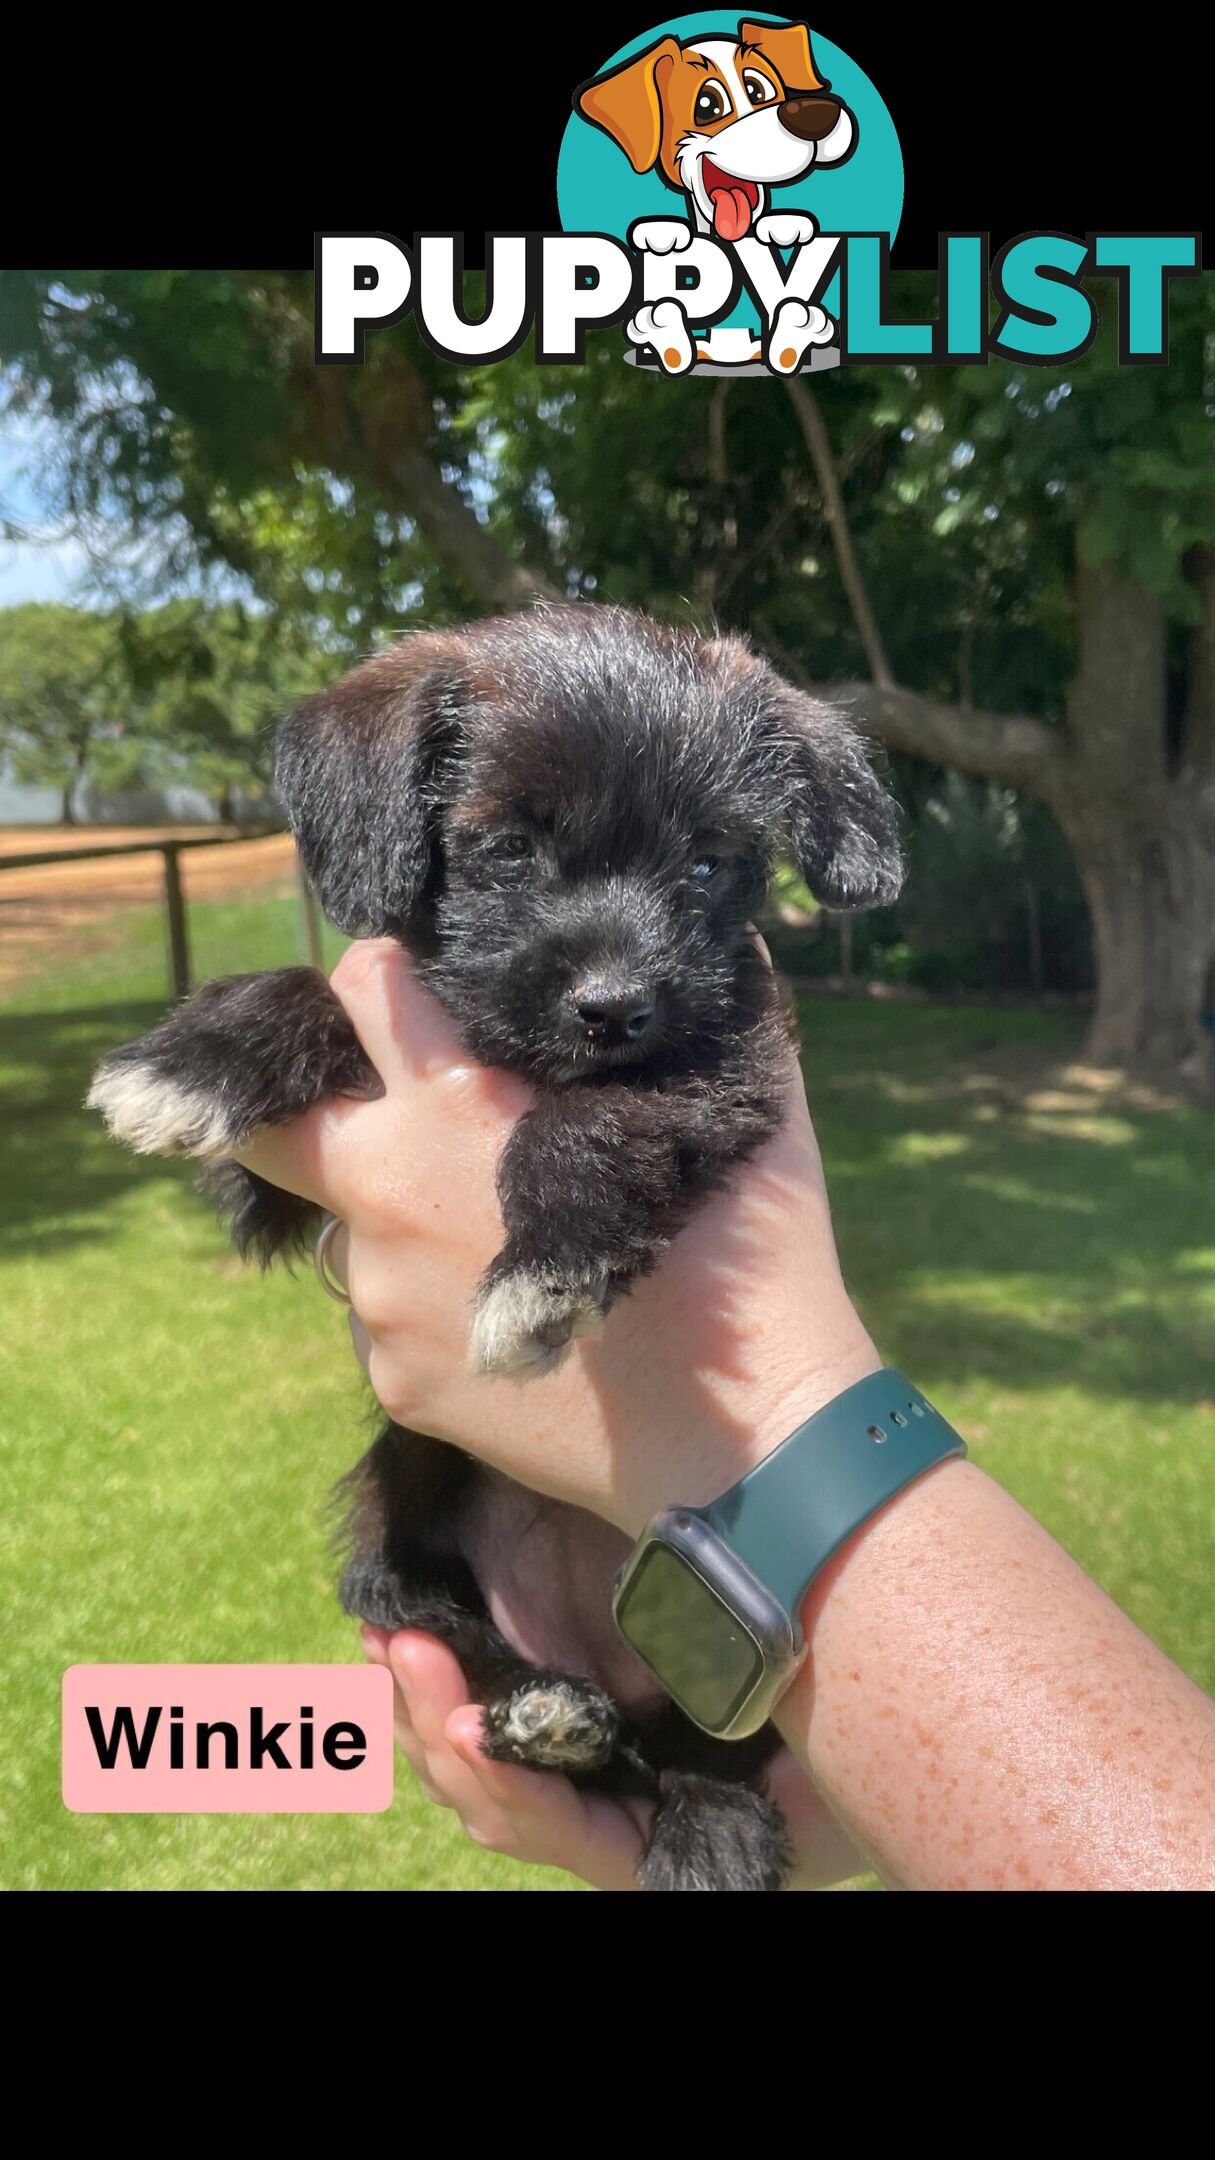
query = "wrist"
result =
(613, 1359, 963, 1744)
(772, 1450, 973, 1765)
(618, 1319, 882, 1536)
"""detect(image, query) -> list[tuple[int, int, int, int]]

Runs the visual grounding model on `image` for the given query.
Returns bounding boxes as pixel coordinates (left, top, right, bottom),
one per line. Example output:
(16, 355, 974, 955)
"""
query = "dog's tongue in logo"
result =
(703, 159, 759, 241)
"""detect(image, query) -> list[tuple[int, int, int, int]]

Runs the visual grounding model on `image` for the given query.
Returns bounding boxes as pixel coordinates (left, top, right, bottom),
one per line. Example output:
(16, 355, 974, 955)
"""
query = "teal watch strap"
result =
(696, 1369, 966, 1620)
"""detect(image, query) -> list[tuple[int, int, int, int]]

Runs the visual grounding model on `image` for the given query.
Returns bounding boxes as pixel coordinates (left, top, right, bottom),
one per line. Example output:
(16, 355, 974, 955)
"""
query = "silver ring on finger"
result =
(314, 1213, 352, 1306)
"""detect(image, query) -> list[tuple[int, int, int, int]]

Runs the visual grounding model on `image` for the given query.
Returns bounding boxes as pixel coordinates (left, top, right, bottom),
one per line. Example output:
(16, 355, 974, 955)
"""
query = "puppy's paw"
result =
(628, 217, 693, 255)
(469, 1266, 610, 1379)
(766, 296, 835, 374)
(641, 1776, 793, 1892)
(754, 210, 818, 250)
(626, 300, 694, 375)
(87, 1058, 239, 1160)
(482, 1678, 619, 1772)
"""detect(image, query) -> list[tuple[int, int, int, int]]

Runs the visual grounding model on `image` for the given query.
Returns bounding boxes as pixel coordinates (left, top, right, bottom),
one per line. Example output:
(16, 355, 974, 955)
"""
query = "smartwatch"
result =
(612, 1369, 966, 1739)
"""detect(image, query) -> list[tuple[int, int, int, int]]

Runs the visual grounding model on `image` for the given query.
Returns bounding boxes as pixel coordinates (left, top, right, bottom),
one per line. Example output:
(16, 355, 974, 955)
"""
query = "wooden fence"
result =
(0, 827, 322, 1001)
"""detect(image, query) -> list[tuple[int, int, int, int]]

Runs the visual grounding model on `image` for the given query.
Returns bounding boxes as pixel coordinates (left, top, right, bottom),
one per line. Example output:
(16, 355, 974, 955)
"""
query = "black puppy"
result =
(89, 604, 903, 1889)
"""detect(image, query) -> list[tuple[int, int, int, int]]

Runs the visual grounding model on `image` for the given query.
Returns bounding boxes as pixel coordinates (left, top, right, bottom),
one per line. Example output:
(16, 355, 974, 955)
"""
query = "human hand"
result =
(362, 1625, 865, 1890)
(242, 942, 1215, 1894)
(238, 938, 877, 1534)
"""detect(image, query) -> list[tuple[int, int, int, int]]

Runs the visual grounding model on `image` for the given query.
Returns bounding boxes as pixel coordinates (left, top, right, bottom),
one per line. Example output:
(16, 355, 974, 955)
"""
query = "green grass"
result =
(2, 899, 1212, 1889)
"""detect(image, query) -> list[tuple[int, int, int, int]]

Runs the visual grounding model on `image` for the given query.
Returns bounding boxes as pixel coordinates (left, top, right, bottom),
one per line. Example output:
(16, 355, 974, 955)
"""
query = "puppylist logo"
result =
(315, 13, 1200, 375)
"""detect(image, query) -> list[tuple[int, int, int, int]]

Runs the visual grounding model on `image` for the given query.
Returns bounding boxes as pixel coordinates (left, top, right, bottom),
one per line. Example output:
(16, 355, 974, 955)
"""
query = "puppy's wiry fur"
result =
(89, 605, 903, 1890)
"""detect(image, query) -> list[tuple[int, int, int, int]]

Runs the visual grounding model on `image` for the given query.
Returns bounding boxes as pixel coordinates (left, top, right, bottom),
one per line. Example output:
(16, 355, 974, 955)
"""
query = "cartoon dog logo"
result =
(575, 17, 855, 373)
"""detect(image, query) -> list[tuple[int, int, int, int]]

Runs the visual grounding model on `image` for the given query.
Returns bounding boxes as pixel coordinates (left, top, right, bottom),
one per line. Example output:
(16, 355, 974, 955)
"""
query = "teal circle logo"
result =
(559, 13, 902, 260)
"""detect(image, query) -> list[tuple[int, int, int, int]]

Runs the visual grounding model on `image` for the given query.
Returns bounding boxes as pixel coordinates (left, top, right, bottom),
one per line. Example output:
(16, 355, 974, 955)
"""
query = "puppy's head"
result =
(275, 606, 902, 1084)
(575, 19, 854, 239)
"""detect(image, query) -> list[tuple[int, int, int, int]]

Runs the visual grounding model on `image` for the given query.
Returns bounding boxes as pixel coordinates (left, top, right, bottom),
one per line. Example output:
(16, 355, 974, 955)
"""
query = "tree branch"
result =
(783, 375, 894, 688)
(388, 447, 561, 612)
(847, 681, 1062, 793)
(752, 618, 1061, 794)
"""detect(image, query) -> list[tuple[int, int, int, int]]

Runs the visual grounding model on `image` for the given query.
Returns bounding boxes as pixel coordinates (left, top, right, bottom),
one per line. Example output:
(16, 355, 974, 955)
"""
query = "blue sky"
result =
(0, 416, 95, 608)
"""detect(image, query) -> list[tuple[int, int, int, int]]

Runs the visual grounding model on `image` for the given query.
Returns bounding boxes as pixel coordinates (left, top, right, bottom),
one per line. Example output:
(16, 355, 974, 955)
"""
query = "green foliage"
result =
(900, 778, 1090, 994)
(0, 603, 146, 815)
(765, 783, 1091, 997)
(0, 598, 341, 818)
(116, 601, 340, 814)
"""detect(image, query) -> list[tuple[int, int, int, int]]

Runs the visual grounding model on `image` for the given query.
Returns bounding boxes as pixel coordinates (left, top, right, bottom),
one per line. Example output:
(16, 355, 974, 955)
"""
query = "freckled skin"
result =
(781, 1461, 1215, 1891)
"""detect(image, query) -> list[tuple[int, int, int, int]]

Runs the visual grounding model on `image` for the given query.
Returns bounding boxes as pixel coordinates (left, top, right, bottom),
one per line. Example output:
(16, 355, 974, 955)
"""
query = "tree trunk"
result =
(1049, 550, 1215, 1096)
(1059, 803, 1214, 1090)
(61, 782, 76, 824)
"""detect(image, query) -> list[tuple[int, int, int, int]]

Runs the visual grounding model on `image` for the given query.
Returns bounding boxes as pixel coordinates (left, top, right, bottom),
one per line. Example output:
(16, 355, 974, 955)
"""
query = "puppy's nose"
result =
(573, 977, 655, 1042)
(778, 93, 843, 141)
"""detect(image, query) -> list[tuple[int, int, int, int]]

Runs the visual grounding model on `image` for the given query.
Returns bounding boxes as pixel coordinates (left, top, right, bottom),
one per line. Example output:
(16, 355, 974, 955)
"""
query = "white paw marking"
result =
(767, 296, 835, 373)
(754, 211, 818, 250)
(496, 1682, 613, 1768)
(629, 217, 693, 255)
(626, 299, 694, 375)
(86, 1064, 237, 1160)
(469, 1269, 606, 1380)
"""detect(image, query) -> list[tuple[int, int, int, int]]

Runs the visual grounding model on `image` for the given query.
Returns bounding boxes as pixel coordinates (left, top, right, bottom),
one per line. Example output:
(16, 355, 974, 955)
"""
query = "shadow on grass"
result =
(0, 997, 196, 1259)
(798, 1014, 1214, 1407)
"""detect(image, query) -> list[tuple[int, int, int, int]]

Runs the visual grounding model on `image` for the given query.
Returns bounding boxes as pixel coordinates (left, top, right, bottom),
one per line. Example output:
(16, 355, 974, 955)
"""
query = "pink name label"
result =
(62, 1665, 395, 1813)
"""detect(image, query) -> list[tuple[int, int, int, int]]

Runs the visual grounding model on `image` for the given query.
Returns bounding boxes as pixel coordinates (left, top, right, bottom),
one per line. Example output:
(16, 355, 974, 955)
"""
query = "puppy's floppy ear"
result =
(574, 36, 681, 173)
(765, 682, 905, 911)
(274, 637, 461, 938)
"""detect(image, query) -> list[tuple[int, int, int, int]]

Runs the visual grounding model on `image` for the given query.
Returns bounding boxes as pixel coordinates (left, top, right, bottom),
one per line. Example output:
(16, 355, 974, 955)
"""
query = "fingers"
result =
(442, 1711, 650, 1889)
(231, 1105, 338, 1208)
(328, 940, 467, 1086)
(232, 942, 443, 1200)
(365, 1628, 649, 1889)
(369, 1624, 860, 1891)
(328, 942, 531, 1122)
(237, 939, 533, 1205)
(347, 1305, 373, 1372)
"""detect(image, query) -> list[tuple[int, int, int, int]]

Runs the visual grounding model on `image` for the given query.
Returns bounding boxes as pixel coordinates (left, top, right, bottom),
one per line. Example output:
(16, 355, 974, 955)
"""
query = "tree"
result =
(776, 346, 1215, 1089)
(0, 603, 141, 820)
(2, 270, 1211, 1085)
(118, 602, 339, 820)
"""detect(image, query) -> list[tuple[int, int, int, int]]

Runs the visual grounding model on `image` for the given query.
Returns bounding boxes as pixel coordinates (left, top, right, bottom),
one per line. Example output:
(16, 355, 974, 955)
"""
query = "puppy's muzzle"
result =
(573, 975, 656, 1045)
(778, 93, 843, 142)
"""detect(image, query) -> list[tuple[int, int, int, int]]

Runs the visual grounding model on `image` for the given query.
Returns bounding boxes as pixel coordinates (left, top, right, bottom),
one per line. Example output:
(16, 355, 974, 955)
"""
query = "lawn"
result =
(2, 892, 1212, 1889)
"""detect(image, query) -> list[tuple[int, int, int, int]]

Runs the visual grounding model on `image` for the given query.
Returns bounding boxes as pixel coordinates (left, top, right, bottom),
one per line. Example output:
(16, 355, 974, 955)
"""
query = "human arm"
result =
(241, 941, 1215, 1890)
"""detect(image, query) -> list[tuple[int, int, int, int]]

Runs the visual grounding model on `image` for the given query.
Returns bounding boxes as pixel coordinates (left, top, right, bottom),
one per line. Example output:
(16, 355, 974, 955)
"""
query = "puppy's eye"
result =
(690, 855, 721, 881)
(694, 82, 728, 124)
(487, 832, 533, 860)
(742, 69, 778, 107)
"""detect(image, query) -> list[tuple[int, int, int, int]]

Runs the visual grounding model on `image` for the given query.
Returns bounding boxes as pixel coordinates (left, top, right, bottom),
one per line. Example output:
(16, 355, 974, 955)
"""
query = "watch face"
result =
(613, 1542, 766, 1733)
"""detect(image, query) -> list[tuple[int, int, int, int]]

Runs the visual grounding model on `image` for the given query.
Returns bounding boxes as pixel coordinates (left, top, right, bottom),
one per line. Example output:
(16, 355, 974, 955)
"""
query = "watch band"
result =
(696, 1368, 966, 1621)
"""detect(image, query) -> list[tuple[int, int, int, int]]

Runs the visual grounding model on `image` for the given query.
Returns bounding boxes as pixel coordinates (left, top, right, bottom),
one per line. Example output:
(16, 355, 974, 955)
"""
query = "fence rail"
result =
(0, 827, 322, 1000)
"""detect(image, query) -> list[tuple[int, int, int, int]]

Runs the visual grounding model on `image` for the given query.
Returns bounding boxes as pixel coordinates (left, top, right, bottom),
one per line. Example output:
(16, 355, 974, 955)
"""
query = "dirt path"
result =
(0, 827, 298, 989)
